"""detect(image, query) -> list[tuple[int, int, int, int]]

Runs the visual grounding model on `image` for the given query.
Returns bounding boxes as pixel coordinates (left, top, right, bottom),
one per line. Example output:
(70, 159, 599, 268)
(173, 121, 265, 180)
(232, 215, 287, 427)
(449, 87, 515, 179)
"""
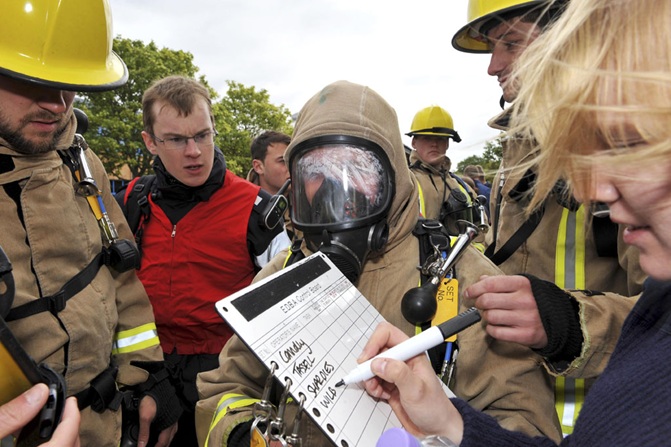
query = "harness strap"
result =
(75, 364, 123, 413)
(6, 251, 105, 322)
(485, 205, 545, 266)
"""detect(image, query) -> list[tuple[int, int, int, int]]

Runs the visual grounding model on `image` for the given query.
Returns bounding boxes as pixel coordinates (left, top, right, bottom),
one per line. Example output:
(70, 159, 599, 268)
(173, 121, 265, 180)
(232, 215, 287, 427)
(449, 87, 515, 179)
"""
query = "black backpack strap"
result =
(486, 169, 544, 266)
(6, 251, 105, 321)
(115, 176, 156, 247)
(485, 205, 545, 266)
(0, 245, 15, 319)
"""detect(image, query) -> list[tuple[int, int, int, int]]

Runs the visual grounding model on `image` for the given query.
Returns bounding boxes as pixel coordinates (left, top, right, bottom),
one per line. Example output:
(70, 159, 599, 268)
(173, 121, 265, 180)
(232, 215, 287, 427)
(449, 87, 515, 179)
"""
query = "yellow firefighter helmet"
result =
(452, 0, 560, 53)
(406, 106, 461, 142)
(0, 0, 127, 91)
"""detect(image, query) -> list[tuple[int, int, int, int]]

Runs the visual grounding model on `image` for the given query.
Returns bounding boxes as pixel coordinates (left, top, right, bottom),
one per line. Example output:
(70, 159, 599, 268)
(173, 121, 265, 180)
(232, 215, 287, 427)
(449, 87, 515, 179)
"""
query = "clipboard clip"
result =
(251, 362, 278, 442)
(268, 378, 292, 447)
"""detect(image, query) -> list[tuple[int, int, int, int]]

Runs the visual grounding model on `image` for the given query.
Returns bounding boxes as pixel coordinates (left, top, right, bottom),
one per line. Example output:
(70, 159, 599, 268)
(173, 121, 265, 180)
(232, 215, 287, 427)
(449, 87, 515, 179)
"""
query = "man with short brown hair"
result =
(117, 75, 288, 446)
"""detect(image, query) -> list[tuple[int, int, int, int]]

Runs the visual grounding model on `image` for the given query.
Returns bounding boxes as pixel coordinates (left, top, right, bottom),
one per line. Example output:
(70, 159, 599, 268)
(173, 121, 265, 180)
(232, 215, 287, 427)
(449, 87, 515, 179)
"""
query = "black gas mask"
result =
(290, 136, 394, 284)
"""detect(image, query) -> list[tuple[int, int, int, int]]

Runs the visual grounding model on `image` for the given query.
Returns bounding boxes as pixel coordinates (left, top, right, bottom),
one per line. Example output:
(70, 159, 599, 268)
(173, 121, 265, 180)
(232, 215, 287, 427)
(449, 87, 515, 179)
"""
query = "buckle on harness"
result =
(136, 194, 149, 208)
(76, 365, 121, 413)
(47, 291, 67, 315)
(103, 240, 140, 273)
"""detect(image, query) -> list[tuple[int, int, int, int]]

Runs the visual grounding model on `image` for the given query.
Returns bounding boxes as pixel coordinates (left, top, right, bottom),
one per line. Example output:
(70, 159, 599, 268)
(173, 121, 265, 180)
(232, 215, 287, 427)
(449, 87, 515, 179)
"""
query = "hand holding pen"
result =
(357, 320, 466, 443)
(336, 307, 481, 387)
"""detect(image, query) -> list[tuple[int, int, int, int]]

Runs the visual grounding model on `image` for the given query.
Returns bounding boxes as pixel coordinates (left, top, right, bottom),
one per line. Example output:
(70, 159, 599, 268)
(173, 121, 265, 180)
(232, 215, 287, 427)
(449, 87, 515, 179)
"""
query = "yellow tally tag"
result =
(432, 277, 459, 342)
(251, 427, 269, 447)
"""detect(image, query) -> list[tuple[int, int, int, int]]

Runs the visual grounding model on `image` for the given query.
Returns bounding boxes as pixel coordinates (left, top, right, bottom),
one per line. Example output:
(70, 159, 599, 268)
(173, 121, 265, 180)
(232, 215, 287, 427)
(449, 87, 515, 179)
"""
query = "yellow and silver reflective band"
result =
(112, 322, 159, 355)
(555, 376, 585, 436)
(417, 181, 426, 217)
(555, 206, 586, 293)
(204, 393, 260, 447)
(554, 205, 586, 436)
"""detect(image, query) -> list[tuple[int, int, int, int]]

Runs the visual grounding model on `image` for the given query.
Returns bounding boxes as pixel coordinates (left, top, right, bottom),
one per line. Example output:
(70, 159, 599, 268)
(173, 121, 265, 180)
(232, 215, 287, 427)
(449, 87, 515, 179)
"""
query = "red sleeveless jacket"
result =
(136, 170, 259, 354)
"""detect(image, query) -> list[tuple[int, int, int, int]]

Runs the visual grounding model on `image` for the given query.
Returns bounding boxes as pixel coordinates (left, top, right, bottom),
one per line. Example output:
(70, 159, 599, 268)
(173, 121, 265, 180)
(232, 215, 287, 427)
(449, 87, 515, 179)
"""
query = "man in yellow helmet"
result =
(0, 0, 179, 445)
(406, 105, 484, 236)
(449, 0, 645, 441)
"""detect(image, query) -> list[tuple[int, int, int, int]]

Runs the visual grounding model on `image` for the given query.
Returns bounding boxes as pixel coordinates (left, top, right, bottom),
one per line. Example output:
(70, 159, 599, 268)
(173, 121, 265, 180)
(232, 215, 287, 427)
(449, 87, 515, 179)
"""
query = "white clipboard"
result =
(215, 252, 402, 446)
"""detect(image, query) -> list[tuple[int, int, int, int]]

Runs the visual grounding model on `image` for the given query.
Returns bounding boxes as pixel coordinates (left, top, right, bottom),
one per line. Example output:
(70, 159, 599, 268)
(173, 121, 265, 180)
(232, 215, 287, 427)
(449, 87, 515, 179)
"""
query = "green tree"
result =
(79, 38, 293, 180)
(77, 38, 208, 179)
(456, 137, 504, 182)
(214, 81, 294, 176)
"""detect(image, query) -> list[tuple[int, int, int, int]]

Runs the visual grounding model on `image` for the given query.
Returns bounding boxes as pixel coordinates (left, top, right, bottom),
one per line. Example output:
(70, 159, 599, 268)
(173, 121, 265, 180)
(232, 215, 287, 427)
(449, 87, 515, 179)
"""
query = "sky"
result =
(110, 0, 504, 168)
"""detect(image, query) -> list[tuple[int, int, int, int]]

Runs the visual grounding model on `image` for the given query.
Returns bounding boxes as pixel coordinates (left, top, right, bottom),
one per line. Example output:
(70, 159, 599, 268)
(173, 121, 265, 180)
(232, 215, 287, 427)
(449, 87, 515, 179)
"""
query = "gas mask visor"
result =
(290, 135, 394, 233)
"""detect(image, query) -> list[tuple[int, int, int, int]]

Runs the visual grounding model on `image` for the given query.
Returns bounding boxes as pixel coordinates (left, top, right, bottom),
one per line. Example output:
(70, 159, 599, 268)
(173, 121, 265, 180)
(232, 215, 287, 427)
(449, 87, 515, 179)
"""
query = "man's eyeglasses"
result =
(150, 129, 218, 150)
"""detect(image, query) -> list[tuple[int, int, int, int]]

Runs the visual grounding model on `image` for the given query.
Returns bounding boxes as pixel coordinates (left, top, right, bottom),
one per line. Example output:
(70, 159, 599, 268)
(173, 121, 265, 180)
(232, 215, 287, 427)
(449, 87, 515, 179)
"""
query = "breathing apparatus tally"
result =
(59, 109, 140, 273)
(289, 135, 394, 284)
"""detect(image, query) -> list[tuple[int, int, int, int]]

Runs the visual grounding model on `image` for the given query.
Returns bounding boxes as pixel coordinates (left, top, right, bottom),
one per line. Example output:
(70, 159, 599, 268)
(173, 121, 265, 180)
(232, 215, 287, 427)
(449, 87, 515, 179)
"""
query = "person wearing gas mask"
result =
(0, 0, 180, 445)
(194, 80, 555, 447)
(406, 106, 486, 237)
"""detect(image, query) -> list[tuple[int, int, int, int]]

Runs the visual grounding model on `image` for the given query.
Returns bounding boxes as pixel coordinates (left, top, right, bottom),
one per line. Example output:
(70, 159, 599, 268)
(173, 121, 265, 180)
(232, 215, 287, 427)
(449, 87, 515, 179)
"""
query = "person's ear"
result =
(252, 159, 265, 175)
(142, 131, 159, 155)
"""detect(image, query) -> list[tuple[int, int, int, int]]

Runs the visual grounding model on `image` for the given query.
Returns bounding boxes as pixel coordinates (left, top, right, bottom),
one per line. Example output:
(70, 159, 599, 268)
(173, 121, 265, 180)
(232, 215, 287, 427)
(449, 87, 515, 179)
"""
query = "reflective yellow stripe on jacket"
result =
(205, 393, 260, 447)
(417, 181, 426, 217)
(112, 322, 159, 355)
(554, 206, 586, 436)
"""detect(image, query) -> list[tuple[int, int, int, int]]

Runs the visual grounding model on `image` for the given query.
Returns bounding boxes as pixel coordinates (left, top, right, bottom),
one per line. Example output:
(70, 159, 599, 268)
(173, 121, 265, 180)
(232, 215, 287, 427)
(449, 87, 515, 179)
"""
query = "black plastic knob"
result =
(401, 282, 438, 325)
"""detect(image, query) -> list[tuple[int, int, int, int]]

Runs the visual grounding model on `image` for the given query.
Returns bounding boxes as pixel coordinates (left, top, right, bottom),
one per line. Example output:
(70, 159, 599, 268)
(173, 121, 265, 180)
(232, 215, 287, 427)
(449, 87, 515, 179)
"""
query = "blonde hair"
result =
(510, 0, 671, 211)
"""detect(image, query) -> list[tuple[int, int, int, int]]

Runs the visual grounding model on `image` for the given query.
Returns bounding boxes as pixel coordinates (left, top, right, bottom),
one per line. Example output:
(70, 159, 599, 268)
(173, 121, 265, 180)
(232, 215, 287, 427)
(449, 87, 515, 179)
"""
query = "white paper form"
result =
(215, 252, 401, 447)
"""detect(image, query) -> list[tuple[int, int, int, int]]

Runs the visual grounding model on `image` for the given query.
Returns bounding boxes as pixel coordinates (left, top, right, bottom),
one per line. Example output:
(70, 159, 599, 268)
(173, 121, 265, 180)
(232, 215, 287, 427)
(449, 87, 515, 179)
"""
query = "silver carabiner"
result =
(286, 393, 306, 447)
(268, 377, 292, 446)
(251, 362, 279, 442)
